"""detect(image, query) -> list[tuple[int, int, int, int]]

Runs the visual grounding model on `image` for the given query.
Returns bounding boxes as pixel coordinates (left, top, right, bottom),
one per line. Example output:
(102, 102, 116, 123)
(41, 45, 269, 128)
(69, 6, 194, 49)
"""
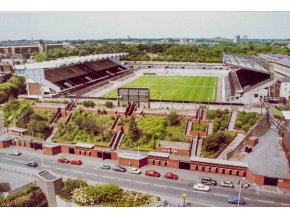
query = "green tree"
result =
(61, 178, 88, 200)
(128, 116, 139, 142)
(166, 111, 180, 126)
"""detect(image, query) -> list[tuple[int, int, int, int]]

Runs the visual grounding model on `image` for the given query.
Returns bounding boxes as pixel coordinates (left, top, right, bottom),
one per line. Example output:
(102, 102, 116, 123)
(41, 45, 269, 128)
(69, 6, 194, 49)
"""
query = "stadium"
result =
(14, 52, 279, 106)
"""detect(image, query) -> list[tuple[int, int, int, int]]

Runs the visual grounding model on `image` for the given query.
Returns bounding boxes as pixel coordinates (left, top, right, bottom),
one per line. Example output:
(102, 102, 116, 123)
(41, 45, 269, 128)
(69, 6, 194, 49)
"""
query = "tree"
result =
(104, 101, 114, 108)
(128, 116, 139, 142)
(167, 111, 180, 126)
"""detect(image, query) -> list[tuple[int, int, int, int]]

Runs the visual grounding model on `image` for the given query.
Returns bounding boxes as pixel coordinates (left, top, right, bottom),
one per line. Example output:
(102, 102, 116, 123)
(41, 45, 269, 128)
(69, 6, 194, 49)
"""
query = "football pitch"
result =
(103, 75, 218, 102)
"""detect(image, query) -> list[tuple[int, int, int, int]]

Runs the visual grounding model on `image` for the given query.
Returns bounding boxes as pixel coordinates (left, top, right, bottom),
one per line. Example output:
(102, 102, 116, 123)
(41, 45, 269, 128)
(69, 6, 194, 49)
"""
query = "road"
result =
(1, 146, 290, 207)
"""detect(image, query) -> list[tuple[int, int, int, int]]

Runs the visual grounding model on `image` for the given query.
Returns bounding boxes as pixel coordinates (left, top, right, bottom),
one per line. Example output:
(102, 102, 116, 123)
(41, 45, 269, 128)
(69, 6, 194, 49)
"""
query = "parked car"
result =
(25, 161, 38, 167)
(100, 164, 111, 170)
(145, 170, 161, 177)
(70, 160, 82, 165)
(113, 165, 126, 172)
(201, 177, 217, 186)
(227, 197, 246, 205)
(129, 167, 141, 174)
(58, 157, 70, 163)
(220, 181, 234, 188)
(164, 172, 179, 180)
(193, 183, 210, 192)
(9, 150, 21, 156)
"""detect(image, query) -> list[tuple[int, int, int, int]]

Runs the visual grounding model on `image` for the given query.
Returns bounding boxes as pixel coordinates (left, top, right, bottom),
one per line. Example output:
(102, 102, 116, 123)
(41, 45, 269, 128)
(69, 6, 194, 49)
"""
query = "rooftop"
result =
(43, 142, 59, 148)
(258, 54, 290, 68)
(148, 152, 170, 158)
(75, 143, 95, 149)
(0, 134, 14, 141)
(190, 156, 248, 168)
(159, 140, 191, 150)
(118, 152, 147, 160)
(14, 53, 127, 70)
(9, 127, 27, 133)
(37, 170, 57, 181)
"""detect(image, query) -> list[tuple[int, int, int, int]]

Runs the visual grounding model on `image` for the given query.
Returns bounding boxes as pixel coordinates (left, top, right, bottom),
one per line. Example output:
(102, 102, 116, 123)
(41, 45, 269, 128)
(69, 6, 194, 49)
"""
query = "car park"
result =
(193, 183, 210, 192)
(101, 164, 111, 170)
(58, 157, 70, 163)
(220, 181, 234, 188)
(129, 167, 141, 174)
(145, 170, 161, 177)
(201, 177, 217, 186)
(227, 197, 246, 205)
(164, 172, 178, 180)
(113, 165, 126, 172)
(9, 150, 21, 156)
(70, 160, 82, 165)
(25, 161, 38, 167)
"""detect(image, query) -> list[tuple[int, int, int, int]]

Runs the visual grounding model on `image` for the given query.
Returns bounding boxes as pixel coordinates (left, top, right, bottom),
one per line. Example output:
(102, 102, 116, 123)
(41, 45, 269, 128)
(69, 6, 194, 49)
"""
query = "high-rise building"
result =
(233, 35, 241, 44)
(243, 35, 248, 40)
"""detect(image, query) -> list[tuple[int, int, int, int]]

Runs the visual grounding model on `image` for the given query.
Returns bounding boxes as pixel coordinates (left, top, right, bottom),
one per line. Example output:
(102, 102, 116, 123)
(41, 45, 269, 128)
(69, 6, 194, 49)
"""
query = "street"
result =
(1, 146, 290, 207)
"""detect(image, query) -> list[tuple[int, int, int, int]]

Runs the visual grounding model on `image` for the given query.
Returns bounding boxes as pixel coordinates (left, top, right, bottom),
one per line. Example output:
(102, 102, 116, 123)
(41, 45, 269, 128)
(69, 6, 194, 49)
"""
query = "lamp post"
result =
(182, 194, 187, 207)
(238, 177, 245, 207)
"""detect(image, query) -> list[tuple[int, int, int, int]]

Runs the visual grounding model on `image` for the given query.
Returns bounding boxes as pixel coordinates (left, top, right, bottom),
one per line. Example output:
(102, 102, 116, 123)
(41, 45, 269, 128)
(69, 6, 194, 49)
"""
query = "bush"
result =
(61, 178, 88, 200)
(82, 100, 96, 108)
(104, 101, 114, 108)
(166, 111, 180, 126)
(235, 112, 260, 132)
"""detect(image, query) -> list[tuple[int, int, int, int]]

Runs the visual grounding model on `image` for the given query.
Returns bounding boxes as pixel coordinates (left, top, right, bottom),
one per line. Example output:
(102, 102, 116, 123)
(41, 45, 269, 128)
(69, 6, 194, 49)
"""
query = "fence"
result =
(0, 165, 36, 178)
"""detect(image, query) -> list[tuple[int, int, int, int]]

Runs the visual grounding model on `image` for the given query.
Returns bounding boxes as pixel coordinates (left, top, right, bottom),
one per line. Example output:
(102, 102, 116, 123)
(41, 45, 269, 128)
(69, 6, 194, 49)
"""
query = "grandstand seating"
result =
(236, 69, 270, 90)
(44, 59, 128, 92)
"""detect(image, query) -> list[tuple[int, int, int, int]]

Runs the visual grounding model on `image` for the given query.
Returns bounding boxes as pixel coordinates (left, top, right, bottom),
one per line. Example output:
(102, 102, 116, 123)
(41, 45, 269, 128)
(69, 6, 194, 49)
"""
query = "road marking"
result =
(118, 178, 132, 182)
(135, 181, 149, 185)
(154, 184, 169, 188)
(14, 160, 25, 163)
(70, 170, 83, 174)
(100, 175, 115, 179)
(213, 193, 229, 197)
(280, 203, 290, 206)
(257, 200, 275, 204)
(171, 187, 187, 191)
(243, 197, 251, 200)
(1, 157, 12, 161)
(55, 167, 65, 171)
(85, 173, 97, 176)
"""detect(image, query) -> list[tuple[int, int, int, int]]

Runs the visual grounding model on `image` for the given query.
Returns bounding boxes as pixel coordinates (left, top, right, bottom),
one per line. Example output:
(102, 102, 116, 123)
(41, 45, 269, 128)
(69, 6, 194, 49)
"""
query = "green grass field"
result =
(104, 75, 218, 102)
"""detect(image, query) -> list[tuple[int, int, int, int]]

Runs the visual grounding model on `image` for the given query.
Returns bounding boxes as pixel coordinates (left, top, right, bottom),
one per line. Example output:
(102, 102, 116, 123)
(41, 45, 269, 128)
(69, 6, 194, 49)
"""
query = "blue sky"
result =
(0, 12, 289, 40)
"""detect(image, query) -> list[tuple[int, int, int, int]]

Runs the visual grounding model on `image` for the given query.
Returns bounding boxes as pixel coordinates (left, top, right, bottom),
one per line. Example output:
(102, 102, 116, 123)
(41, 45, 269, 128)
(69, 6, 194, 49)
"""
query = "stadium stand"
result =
(14, 53, 130, 96)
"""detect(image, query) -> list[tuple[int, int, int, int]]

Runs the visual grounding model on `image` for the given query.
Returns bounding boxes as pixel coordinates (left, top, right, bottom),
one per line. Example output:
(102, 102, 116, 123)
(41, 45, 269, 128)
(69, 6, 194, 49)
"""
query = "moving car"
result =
(9, 150, 21, 156)
(220, 181, 234, 188)
(70, 160, 82, 165)
(25, 161, 38, 167)
(101, 164, 111, 170)
(113, 165, 127, 172)
(145, 170, 161, 177)
(201, 177, 217, 186)
(129, 167, 141, 174)
(164, 172, 178, 180)
(193, 183, 210, 192)
(227, 197, 246, 205)
(58, 157, 70, 163)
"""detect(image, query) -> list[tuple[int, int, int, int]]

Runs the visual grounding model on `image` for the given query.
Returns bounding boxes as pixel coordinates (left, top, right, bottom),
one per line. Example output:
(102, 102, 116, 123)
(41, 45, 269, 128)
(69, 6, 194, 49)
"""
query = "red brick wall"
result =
(28, 83, 41, 95)
(167, 159, 179, 169)
(246, 170, 264, 185)
(111, 151, 118, 160)
(43, 146, 61, 155)
(278, 178, 290, 189)
(0, 140, 13, 148)
(61, 145, 70, 154)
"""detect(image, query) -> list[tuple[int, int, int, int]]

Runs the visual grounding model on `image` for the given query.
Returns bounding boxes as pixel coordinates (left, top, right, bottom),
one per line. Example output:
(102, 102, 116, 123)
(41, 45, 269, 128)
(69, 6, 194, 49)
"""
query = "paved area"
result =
(0, 146, 289, 207)
(241, 128, 289, 178)
(228, 110, 238, 131)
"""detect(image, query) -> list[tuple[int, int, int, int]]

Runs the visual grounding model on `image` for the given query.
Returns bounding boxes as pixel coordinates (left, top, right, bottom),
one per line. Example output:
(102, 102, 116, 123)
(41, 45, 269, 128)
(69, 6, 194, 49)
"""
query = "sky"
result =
(0, 12, 289, 40)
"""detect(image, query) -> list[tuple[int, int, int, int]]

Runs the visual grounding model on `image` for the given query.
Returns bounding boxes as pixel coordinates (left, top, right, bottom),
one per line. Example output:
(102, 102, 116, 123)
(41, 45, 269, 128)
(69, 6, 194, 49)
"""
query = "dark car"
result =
(113, 165, 127, 172)
(201, 177, 217, 186)
(227, 197, 246, 205)
(70, 160, 82, 165)
(164, 172, 179, 180)
(145, 170, 161, 177)
(25, 161, 38, 167)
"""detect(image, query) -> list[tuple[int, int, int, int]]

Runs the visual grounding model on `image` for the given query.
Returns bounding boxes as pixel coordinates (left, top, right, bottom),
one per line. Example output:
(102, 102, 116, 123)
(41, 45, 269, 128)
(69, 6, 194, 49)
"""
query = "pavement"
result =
(1, 146, 290, 207)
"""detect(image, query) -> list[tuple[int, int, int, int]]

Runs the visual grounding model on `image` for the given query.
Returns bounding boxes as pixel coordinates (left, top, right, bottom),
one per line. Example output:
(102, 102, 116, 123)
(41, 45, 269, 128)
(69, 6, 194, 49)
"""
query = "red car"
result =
(164, 172, 179, 180)
(58, 157, 70, 163)
(70, 160, 82, 165)
(145, 170, 161, 177)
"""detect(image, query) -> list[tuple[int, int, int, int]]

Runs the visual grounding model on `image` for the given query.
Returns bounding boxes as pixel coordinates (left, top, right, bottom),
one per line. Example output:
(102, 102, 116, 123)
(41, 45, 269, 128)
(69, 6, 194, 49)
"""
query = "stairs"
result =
(125, 102, 137, 117)
(186, 121, 192, 135)
(111, 115, 120, 130)
(228, 110, 238, 131)
(109, 130, 124, 151)
(207, 123, 213, 135)
(190, 137, 198, 156)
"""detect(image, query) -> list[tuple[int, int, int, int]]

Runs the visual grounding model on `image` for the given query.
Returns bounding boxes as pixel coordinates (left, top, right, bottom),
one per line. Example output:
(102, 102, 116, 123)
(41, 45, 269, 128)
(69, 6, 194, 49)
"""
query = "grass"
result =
(104, 75, 218, 102)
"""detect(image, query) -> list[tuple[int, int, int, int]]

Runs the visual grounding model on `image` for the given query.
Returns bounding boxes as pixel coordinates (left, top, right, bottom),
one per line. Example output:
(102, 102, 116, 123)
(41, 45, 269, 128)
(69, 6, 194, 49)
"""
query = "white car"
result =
(9, 150, 21, 156)
(220, 181, 234, 188)
(193, 183, 210, 192)
(129, 167, 141, 174)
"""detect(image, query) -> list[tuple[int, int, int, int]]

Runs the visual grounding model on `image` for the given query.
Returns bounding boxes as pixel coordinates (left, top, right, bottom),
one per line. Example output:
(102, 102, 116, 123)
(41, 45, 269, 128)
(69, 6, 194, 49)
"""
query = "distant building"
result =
(233, 35, 241, 44)
(243, 35, 248, 40)
(179, 38, 197, 46)
(160, 39, 169, 44)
